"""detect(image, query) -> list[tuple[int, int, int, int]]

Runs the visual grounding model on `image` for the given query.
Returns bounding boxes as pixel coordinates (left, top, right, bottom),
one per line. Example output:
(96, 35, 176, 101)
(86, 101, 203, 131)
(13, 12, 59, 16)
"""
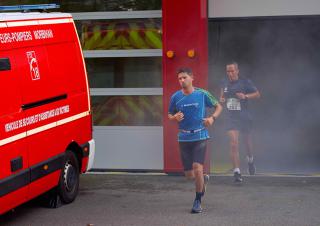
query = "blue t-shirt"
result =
(220, 78, 258, 121)
(168, 88, 219, 142)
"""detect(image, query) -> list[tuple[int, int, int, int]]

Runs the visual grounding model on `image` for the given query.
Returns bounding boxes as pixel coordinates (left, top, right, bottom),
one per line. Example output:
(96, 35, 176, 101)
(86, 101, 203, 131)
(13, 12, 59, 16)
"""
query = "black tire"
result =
(57, 150, 79, 204)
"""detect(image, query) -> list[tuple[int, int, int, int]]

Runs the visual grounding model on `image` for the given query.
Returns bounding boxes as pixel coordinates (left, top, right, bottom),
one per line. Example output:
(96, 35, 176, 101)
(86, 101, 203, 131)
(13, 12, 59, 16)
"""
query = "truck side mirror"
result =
(0, 58, 11, 71)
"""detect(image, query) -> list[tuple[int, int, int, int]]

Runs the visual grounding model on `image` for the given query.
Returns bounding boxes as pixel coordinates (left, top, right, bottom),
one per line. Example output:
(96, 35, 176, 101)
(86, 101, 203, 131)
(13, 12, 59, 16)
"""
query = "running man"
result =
(220, 62, 260, 183)
(168, 67, 222, 213)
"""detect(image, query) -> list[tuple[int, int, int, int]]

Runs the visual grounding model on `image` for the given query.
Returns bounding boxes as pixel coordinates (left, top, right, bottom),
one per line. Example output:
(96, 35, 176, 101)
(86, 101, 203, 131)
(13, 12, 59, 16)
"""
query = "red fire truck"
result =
(0, 4, 95, 214)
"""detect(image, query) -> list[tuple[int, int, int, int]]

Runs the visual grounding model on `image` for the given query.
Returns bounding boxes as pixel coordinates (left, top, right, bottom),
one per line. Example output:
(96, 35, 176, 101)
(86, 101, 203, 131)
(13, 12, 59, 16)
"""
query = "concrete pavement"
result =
(1, 173, 320, 226)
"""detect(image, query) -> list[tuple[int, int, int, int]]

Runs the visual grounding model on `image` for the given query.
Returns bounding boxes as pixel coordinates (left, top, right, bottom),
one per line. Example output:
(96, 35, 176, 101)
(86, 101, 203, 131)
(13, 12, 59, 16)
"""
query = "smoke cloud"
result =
(208, 17, 320, 174)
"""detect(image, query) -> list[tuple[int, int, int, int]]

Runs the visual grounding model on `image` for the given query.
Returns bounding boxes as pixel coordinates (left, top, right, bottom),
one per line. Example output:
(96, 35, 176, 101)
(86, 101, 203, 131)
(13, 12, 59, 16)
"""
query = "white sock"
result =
(247, 156, 254, 163)
(233, 168, 240, 173)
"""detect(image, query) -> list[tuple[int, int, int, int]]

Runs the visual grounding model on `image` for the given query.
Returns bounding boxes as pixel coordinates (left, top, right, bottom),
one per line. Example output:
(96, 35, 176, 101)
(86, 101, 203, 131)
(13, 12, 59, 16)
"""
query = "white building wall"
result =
(209, 0, 320, 18)
(93, 127, 163, 170)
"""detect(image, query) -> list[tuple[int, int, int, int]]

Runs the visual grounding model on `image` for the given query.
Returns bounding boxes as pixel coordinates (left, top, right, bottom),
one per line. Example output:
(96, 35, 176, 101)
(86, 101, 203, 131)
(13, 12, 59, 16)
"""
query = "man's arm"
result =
(220, 88, 225, 103)
(168, 111, 184, 122)
(168, 93, 184, 122)
(203, 102, 223, 127)
(245, 90, 260, 99)
(236, 79, 261, 100)
(236, 90, 260, 100)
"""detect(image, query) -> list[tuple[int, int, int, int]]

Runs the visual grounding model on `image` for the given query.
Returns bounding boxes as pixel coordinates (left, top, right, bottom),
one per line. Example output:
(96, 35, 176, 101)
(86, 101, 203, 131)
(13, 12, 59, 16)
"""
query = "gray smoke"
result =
(208, 17, 320, 174)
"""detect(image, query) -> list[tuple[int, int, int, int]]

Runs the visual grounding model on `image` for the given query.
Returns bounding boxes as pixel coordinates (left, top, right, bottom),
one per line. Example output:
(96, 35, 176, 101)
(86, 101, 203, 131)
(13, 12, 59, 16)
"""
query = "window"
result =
(76, 18, 162, 50)
(74, 10, 163, 127)
(86, 57, 162, 88)
(92, 95, 162, 126)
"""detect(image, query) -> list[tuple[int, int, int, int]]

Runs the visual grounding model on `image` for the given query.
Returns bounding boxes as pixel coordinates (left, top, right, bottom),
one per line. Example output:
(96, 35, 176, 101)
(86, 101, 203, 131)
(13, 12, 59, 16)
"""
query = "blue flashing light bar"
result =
(0, 4, 60, 12)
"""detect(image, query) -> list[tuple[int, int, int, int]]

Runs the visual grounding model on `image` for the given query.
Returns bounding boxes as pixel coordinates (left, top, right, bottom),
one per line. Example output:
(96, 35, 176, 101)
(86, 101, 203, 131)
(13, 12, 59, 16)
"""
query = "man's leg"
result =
(227, 130, 242, 182)
(180, 142, 193, 179)
(243, 133, 253, 158)
(184, 165, 208, 193)
(193, 163, 204, 193)
(180, 141, 204, 213)
(190, 162, 205, 214)
(227, 130, 240, 170)
(243, 133, 256, 175)
(190, 140, 208, 213)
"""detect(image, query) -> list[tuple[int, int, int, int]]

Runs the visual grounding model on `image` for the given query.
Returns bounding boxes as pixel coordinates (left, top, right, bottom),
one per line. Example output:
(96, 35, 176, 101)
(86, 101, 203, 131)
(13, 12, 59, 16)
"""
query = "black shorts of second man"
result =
(179, 140, 207, 171)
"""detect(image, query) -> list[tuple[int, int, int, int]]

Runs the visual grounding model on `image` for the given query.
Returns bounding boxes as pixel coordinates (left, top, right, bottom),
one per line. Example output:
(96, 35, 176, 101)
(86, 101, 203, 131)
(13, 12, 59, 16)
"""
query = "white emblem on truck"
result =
(26, 51, 40, 80)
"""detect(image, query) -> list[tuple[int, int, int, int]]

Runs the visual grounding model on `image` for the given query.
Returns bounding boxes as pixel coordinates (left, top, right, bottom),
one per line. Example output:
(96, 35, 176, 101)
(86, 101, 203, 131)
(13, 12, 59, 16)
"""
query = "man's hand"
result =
(236, 92, 247, 99)
(168, 111, 184, 122)
(203, 116, 214, 127)
(174, 111, 184, 122)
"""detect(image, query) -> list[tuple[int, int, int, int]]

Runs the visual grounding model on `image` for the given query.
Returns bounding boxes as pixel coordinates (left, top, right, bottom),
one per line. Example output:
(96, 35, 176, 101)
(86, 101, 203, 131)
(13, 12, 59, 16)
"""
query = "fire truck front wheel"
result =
(58, 150, 80, 204)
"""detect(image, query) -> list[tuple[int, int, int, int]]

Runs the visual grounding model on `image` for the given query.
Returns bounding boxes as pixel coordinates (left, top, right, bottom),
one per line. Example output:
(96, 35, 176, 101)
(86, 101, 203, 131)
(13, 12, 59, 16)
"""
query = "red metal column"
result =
(162, 0, 209, 173)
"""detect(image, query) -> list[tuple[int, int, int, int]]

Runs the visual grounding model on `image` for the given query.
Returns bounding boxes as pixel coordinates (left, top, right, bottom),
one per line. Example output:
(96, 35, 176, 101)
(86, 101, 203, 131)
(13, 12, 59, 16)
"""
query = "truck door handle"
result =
(0, 58, 11, 71)
(11, 156, 23, 172)
(21, 93, 67, 110)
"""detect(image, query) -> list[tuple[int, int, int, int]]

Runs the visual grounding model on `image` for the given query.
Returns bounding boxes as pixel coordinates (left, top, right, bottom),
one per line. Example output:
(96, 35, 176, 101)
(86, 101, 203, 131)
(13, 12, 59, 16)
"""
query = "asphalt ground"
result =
(1, 173, 320, 226)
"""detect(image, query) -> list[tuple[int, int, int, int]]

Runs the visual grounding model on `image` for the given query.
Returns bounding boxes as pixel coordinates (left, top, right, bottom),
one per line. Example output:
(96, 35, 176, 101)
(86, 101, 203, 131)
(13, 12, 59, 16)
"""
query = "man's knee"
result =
(192, 163, 203, 176)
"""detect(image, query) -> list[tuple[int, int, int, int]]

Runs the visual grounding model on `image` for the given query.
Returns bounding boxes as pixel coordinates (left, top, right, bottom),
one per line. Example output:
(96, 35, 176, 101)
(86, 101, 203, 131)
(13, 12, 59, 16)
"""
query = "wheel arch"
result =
(66, 141, 83, 172)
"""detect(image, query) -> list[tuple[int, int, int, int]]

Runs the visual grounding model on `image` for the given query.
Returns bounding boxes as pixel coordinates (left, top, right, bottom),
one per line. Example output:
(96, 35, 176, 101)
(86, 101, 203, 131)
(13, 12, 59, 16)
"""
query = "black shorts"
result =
(179, 140, 207, 171)
(226, 118, 253, 134)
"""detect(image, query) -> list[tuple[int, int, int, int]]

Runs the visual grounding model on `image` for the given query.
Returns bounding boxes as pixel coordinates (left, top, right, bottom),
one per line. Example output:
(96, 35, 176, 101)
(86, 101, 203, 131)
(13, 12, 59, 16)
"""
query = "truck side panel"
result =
(0, 49, 28, 213)
(0, 16, 93, 214)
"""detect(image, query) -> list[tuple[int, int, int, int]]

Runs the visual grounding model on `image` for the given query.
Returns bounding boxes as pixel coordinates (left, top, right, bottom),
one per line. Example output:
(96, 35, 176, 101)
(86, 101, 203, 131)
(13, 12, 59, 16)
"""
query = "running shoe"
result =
(248, 161, 256, 175)
(234, 172, 243, 183)
(191, 199, 202, 214)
